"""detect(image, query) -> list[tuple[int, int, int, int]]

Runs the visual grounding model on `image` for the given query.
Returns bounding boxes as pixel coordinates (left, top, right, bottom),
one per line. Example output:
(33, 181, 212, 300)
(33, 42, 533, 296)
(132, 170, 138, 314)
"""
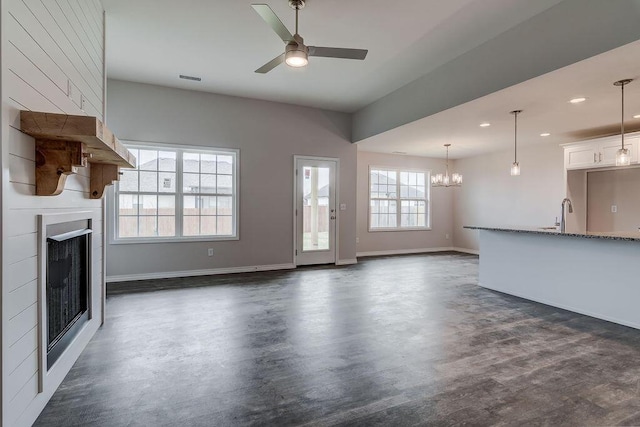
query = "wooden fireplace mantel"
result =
(20, 111, 136, 198)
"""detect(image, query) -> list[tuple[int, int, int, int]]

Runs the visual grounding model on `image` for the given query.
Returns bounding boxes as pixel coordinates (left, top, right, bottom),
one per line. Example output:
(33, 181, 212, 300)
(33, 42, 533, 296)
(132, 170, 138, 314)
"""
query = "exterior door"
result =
(295, 157, 337, 266)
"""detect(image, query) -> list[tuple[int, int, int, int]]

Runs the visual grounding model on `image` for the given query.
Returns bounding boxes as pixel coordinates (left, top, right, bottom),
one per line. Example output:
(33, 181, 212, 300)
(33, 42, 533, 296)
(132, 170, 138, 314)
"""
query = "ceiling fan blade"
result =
(251, 4, 294, 43)
(308, 46, 368, 60)
(255, 53, 285, 74)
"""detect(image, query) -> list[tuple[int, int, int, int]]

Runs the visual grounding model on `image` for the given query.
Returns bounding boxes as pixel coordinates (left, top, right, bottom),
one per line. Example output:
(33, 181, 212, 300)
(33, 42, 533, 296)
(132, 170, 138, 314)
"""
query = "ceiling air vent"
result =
(179, 75, 201, 82)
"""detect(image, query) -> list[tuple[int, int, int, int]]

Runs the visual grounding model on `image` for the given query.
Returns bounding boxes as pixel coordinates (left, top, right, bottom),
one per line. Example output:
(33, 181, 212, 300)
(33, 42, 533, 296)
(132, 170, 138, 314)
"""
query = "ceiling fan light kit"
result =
(251, 1, 368, 73)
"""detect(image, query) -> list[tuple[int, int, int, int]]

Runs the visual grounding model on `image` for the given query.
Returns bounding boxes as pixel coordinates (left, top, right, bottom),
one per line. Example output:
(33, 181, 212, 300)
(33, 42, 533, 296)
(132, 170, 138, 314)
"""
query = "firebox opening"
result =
(46, 222, 92, 370)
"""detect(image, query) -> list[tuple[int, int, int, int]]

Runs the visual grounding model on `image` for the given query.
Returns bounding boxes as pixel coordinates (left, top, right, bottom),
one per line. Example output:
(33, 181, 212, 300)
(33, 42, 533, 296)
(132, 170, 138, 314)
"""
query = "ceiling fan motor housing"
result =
(289, 0, 305, 9)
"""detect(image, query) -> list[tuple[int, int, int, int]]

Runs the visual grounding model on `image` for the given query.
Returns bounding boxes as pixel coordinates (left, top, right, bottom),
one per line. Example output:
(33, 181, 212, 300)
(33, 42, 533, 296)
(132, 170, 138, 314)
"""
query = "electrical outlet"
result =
(207, 248, 214, 256)
(356, 237, 359, 244)
(611, 205, 618, 213)
(445, 233, 450, 240)
(340, 203, 347, 211)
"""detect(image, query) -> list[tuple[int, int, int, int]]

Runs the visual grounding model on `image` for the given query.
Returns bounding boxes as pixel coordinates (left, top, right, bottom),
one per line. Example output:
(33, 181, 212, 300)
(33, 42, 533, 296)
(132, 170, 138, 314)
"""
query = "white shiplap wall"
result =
(2, 0, 105, 426)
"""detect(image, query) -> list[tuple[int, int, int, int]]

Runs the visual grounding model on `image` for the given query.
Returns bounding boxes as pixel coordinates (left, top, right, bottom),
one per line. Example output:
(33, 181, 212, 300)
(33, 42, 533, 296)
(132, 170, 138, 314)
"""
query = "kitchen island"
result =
(465, 226, 640, 330)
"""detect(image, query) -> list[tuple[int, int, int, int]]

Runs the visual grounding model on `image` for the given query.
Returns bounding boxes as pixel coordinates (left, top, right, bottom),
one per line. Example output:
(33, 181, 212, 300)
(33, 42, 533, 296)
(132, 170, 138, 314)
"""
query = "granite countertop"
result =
(463, 226, 640, 242)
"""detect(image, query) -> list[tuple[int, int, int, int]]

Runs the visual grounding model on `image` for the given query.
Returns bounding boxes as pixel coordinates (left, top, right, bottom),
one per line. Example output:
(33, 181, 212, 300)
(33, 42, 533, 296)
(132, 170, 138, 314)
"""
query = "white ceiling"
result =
(102, 0, 564, 112)
(356, 40, 640, 159)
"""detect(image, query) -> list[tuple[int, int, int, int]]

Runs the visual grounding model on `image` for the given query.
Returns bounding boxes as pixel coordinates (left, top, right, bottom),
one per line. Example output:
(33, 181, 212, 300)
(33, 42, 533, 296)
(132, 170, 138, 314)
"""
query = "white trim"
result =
(336, 259, 358, 266)
(293, 155, 340, 266)
(112, 142, 240, 244)
(368, 165, 432, 232)
(38, 211, 97, 394)
(357, 247, 454, 257)
(452, 247, 480, 255)
(479, 283, 640, 330)
(106, 263, 296, 283)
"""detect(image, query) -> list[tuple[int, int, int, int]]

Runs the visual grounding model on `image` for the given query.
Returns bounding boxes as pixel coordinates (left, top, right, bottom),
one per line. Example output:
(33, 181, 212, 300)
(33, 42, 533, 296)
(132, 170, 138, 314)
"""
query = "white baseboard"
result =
(452, 247, 480, 255)
(336, 259, 358, 266)
(356, 247, 480, 258)
(356, 247, 455, 257)
(106, 263, 296, 283)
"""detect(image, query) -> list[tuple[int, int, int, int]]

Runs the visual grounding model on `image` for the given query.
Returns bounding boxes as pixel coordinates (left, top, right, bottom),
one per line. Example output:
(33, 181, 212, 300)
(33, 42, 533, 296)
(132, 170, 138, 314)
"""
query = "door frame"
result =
(293, 155, 340, 266)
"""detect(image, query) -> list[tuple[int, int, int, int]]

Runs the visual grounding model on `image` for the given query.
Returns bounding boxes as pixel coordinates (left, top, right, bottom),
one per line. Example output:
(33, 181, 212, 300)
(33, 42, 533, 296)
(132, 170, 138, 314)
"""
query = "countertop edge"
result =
(463, 226, 640, 242)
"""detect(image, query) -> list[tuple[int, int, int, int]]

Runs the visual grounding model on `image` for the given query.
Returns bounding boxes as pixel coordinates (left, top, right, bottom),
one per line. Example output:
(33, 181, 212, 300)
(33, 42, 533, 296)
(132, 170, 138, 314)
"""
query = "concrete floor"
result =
(35, 253, 640, 426)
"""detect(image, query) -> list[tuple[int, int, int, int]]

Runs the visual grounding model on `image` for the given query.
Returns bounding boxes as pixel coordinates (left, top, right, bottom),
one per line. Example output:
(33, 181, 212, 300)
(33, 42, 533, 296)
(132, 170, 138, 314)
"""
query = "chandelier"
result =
(431, 144, 462, 187)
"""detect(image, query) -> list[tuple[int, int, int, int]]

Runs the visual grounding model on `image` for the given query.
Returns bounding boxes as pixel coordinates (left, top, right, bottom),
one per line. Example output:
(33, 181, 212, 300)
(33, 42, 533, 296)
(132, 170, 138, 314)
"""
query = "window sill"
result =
(110, 235, 239, 245)
(368, 227, 432, 233)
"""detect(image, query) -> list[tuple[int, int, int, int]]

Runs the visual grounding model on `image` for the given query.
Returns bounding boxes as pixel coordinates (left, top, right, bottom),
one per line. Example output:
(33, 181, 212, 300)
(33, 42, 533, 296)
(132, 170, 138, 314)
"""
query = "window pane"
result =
(201, 154, 217, 174)
(201, 174, 217, 194)
(119, 216, 137, 237)
(158, 151, 176, 172)
(183, 173, 200, 193)
(183, 196, 199, 216)
(119, 170, 138, 192)
(139, 171, 158, 192)
(139, 216, 157, 237)
(218, 155, 233, 174)
(159, 172, 176, 193)
(217, 175, 233, 194)
(371, 170, 379, 185)
(119, 194, 138, 216)
(218, 196, 233, 215)
(158, 196, 175, 216)
(158, 216, 175, 236)
(140, 195, 158, 215)
(183, 216, 199, 236)
(201, 196, 217, 215)
(183, 153, 199, 173)
(201, 216, 216, 235)
(218, 216, 233, 235)
(139, 150, 158, 171)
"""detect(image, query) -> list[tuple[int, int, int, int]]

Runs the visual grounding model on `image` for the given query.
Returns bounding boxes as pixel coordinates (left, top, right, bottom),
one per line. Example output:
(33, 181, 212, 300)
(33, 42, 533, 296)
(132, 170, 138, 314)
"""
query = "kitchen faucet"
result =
(560, 198, 573, 233)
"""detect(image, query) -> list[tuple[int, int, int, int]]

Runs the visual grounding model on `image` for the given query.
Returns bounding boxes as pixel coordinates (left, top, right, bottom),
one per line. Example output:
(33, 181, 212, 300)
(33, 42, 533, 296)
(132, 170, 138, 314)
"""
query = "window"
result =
(115, 144, 238, 242)
(369, 167, 430, 230)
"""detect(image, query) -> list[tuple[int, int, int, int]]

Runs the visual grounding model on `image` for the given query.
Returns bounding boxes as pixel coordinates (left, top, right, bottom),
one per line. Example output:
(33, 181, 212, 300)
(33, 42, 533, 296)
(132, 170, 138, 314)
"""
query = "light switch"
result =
(340, 203, 347, 211)
(611, 205, 618, 213)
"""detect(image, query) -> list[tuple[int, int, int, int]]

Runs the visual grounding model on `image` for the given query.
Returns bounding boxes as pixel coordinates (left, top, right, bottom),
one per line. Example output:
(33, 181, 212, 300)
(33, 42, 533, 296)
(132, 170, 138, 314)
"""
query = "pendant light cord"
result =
(514, 112, 518, 163)
(621, 82, 625, 150)
(295, 6, 299, 34)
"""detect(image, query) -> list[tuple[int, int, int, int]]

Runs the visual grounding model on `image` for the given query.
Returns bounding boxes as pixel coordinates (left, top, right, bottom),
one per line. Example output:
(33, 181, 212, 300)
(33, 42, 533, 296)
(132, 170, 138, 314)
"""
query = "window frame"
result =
(112, 141, 240, 244)
(368, 165, 431, 232)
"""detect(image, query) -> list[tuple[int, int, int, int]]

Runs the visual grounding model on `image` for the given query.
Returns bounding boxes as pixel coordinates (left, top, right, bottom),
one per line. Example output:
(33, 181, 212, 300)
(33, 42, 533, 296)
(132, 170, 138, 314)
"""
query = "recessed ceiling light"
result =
(540, 133, 551, 137)
(634, 114, 640, 119)
(569, 97, 586, 104)
(479, 123, 491, 127)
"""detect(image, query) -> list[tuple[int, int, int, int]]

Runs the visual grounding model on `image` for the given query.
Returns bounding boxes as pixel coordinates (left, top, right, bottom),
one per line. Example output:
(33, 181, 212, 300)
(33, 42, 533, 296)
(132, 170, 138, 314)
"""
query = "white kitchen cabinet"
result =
(563, 133, 640, 170)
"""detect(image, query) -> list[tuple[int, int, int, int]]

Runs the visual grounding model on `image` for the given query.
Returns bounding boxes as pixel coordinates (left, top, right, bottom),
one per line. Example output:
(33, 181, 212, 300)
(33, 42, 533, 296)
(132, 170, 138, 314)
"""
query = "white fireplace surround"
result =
(38, 211, 98, 394)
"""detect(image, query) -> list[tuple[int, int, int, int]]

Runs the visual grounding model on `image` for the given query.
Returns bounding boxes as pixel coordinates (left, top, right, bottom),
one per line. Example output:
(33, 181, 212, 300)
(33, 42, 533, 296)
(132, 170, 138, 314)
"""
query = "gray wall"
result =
(106, 80, 357, 279)
(356, 151, 453, 255)
(453, 142, 565, 251)
(587, 168, 640, 232)
(352, 0, 640, 142)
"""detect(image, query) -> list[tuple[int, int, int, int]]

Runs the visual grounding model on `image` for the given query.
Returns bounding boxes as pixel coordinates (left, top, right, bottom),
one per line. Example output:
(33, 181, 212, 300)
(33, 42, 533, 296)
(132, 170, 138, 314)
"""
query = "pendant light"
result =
(614, 79, 633, 166)
(510, 110, 522, 176)
(431, 144, 462, 187)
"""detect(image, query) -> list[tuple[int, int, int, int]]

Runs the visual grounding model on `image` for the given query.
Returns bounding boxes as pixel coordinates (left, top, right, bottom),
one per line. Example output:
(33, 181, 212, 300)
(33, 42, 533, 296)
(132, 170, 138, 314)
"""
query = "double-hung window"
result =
(369, 167, 430, 230)
(115, 144, 238, 241)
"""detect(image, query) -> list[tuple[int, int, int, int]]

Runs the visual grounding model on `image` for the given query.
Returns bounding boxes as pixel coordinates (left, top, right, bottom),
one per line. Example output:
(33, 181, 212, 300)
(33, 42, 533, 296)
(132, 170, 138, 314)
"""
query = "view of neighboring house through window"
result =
(116, 145, 238, 240)
(369, 168, 430, 230)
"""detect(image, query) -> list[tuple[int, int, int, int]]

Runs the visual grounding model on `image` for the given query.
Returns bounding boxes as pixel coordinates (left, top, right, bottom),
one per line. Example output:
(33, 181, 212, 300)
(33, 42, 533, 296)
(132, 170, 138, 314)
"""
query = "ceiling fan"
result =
(251, 0, 368, 73)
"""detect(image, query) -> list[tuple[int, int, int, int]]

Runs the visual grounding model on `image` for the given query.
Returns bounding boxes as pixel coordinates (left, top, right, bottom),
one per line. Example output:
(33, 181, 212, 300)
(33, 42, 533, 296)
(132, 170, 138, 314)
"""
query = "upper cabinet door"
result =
(600, 137, 639, 166)
(565, 144, 598, 170)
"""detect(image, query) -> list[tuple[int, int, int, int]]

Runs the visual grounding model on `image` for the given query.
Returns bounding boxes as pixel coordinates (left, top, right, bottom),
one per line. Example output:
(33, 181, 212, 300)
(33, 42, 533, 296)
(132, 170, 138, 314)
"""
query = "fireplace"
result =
(39, 213, 94, 375)
(46, 227, 91, 368)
